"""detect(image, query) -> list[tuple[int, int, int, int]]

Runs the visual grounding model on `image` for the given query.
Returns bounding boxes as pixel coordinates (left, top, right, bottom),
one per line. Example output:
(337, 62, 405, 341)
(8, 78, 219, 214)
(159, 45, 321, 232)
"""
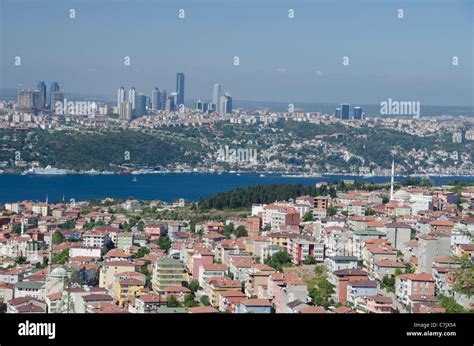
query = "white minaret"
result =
(20, 219, 25, 236)
(390, 159, 395, 200)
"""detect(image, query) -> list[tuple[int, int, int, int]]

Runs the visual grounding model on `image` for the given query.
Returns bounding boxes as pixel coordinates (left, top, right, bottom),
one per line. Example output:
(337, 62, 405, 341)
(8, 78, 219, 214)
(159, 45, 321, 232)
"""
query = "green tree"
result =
(183, 294, 198, 308)
(327, 206, 337, 217)
(52, 231, 65, 245)
(136, 247, 150, 258)
(166, 295, 180, 307)
(156, 236, 172, 251)
(264, 250, 292, 272)
(437, 295, 466, 313)
(380, 275, 396, 292)
(223, 223, 234, 239)
(52, 249, 69, 265)
(233, 225, 248, 238)
(200, 295, 210, 306)
(303, 256, 317, 265)
(16, 256, 27, 264)
(303, 212, 314, 222)
(189, 280, 200, 294)
(12, 224, 22, 234)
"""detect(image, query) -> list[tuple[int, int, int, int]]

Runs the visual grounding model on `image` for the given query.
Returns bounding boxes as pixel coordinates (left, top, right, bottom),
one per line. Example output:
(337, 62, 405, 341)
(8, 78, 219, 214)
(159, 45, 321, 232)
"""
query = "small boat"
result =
(260, 174, 266, 177)
(132, 177, 137, 182)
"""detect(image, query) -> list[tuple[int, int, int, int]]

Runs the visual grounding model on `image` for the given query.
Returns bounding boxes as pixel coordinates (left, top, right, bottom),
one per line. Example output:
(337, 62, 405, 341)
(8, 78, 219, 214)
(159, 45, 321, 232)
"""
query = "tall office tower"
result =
(212, 83, 221, 113)
(119, 101, 132, 121)
(170, 92, 179, 111)
(37, 81, 47, 108)
(165, 97, 173, 112)
(335, 108, 341, 118)
(51, 91, 64, 114)
(159, 90, 167, 110)
(353, 107, 363, 120)
(224, 93, 232, 114)
(18, 90, 34, 109)
(195, 100, 203, 111)
(341, 104, 350, 120)
(49, 82, 60, 109)
(176, 73, 185, 106)
(152, 88, 159, 110)
(117, 87, 125, 109)
(32, 90, 44, 110)
(128, 87, 136, 111)
(134, 94, 147, 117)
(219, 93, 232, 115)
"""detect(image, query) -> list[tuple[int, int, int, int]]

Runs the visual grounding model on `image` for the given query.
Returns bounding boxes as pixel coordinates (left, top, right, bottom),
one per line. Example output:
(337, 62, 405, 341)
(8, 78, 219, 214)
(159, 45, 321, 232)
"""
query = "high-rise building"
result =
(37, 81, 47, 108)
(176, 73, 185, 106)
(219, 93, 232, 115)
(128, 87, 136, 111)
(341, 104, 350, 120)
(119, 101, 132, 121)
(212, 83, 221, 113)
(353, 107, 363, 120)
(152, 88, 159, 111)
(49, 82, 60, 109)
(50, 91, 64, 114)
(32, 90, 44, 111)
(18, 90, 34, 109)
(335, 108, 341, 118)
(159, 90, 167, 111)
(117, 87, 125, 110)
(195, 100, 209, 112)
(134, 94, 147, 117)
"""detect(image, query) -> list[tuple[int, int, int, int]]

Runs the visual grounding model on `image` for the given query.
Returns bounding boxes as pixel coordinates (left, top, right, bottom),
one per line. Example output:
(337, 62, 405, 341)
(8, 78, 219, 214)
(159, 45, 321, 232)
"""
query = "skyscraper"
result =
(128, 87, 136, 111)
(18, 90, 34, 109)
(51, 91, 64, 114)
(353, 107, 363, 120)
(119, 101, 132, 121)
(32, 90, 44, 111)
(159, 90, 167, 111)
(219, 93, 232, 115)
(335, 108, 341, 119)
(152, 88, 159, 111)
(49, 82, 60, 109)
(117, 87, 125, 109)
(37, 81, 47, 108)
(212, 83, 221, 113)
(176, 73, 185, 106)
(341, 104, 350, 120)
(134, 94, 147, 117)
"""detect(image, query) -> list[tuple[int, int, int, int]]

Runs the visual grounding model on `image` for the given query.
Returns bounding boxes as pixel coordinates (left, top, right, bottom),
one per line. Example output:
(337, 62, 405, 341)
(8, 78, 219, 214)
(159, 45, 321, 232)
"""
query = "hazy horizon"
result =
(1, 0, 473, 107)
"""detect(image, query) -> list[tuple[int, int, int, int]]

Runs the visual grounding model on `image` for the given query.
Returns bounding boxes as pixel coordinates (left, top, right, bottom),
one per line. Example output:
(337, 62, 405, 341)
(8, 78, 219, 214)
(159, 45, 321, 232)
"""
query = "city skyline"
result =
(0, 0, 472, 106)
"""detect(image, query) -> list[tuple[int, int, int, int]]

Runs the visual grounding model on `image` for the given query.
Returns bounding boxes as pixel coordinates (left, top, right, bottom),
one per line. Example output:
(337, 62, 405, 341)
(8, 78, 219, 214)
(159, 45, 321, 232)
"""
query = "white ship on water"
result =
(26, 165, 68, 175)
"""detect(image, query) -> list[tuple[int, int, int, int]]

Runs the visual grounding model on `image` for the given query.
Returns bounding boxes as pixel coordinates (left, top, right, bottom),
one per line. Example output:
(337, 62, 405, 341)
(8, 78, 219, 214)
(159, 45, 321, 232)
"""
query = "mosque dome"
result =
(50, 267, 68, 279)
(393, 189, 410, 201)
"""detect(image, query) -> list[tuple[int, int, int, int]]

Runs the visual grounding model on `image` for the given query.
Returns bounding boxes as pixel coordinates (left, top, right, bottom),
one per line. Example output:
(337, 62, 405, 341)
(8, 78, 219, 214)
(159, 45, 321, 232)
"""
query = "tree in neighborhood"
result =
(303, 212, 314, 222)
(166, 295, 180, 307)
(200, 295, 210, 306)
(189, 280, 200, 294)
(52, 231, 65, 245)
(264, 250, 292, 272)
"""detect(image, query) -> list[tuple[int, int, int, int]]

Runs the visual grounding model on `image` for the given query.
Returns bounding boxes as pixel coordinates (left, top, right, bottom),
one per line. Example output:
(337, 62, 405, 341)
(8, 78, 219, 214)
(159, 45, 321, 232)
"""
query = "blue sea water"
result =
(0, 173, 473, 204)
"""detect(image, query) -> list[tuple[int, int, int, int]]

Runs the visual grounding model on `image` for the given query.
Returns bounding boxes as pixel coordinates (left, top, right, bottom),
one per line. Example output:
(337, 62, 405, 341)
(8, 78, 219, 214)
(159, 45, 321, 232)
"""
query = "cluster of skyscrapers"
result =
(335, 103, 363, 120)
(117, 73, 186, 121)
(17, 81, 62, 113)
(117, 73, 233, 121)
(194, 83, 232, 115)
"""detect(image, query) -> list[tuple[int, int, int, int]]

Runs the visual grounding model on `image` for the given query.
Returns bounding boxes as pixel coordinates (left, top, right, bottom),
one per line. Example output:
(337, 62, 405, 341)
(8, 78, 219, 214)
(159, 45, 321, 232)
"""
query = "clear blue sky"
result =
(0, 0, 473, 106)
